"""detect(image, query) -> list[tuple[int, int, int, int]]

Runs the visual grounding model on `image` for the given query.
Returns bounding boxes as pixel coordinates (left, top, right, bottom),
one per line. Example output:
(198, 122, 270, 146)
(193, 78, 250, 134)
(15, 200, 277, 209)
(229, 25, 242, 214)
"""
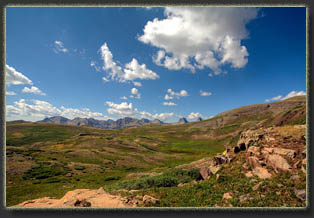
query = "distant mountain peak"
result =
(39, 116, 154, 129)
(152, 119, 164, 124)
(196, 117, 203, 122)
(178, 117, 188, 124)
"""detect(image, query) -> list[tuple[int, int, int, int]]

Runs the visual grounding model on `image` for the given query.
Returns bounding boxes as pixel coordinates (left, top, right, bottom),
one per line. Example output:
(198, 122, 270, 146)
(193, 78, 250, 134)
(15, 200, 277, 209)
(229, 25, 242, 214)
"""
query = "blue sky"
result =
(5, 7, 306, 122)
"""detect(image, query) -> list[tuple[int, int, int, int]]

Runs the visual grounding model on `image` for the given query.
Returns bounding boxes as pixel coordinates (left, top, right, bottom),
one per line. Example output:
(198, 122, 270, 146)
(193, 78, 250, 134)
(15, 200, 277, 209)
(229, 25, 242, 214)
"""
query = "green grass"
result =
(5, 103, 306, 207)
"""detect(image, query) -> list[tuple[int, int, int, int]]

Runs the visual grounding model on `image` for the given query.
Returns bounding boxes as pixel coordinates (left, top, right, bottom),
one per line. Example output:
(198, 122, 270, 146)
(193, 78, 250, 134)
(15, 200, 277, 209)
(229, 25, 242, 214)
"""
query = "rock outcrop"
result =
(15, 187, 133, 208)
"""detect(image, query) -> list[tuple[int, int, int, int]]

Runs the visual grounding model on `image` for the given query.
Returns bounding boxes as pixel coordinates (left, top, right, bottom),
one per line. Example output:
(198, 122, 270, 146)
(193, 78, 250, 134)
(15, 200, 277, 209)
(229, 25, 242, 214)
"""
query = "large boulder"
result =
(266, 154, 292, 172)
(263, 147, 296, 159)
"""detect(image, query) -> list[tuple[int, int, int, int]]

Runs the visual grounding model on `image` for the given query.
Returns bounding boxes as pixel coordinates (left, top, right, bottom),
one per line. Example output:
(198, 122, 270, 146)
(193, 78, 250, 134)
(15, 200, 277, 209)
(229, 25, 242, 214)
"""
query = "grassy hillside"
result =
(6, 96, 306, 207)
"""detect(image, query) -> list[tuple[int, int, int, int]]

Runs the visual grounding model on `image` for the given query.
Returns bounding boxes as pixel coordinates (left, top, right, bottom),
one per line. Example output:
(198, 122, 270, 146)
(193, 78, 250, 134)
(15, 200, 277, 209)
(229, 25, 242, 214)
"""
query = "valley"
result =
(5, 96, 307, 208)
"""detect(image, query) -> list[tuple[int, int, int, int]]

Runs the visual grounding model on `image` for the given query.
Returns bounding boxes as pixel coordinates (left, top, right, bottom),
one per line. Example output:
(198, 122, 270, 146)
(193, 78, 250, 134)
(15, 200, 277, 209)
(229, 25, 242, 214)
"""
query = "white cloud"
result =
(124, 58, 159, 81)
(120, 96, 128, 100)
(265, 95, 282, 102)
(133, 81, 142, 87)
(106, 101, 138, 116)
(139, 111, 176, 122)
(22, 86, 46, 96)
(200, 90, 212, 96)
(130, 87, 141, 99)
(6, 99, 111, 122)
(100, 42, 124, 80)
(138, 7, 258, 74)
(99, 42, 159, 82)
(60, 107, 109, 120)
(102, 77, 110, 83)
(6, 91, 17, 96)
(281, 91, 306, 100)
(53, 40, 69, 53)
(105, 101, 177, 122)
(187, 112, 203, 120)
(164, 94, 173, 100)
(164, 88, 188, 100)
(90, 61, 101, 72)
(6, 64, 33, 85)
(265, 91, 306, 102)
(163, 101, 177, 106)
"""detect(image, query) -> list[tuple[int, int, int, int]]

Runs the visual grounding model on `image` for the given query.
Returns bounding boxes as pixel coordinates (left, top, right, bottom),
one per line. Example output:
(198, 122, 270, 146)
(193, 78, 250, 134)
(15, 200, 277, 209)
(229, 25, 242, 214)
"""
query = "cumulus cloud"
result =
(53, 40, 69, 53)
(106, 101, 138, 116)
(6, 99, 111, 122)
(22, 86, 46, 96)
(200, 91, 212, 96)
(133, 81, 142, 87)
(124, 58, 159, 81)
(140, 111, 176, 121)
(282, 91, 306, 100)
(164, 88, 188, 100)
(187, 112, 203, 120)
(6, 91, 17, 96)
(99, 42, 159, 82)
(265, 90, 306, 102)
(105, 101, 177, 122)
(120, 96, 128, 100)
(163, 101, 177, 106)
(138, 7, 258, 74)
(6, 64, 33, 85)
(130, 87, 141, 99)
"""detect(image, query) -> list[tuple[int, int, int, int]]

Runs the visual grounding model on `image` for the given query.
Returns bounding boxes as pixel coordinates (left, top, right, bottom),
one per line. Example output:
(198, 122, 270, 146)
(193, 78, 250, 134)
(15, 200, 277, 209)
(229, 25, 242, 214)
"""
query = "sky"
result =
(5, 7, 306, 123)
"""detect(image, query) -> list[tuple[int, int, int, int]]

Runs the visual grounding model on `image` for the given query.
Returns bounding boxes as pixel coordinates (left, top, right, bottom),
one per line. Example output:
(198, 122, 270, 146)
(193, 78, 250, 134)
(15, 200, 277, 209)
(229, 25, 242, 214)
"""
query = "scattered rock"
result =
(247, 156, 261, 170)
(223, 192, 232, 200)
(239, 194, 252, 202)
(252, 182, 263, 191)
(252, 167, 272, 179)
(245, 171, 253, 178)
(294, 160, 302, 169)
(177, 183, 185, 187)
(295, 189, 306, 201)
(209, 165, 221, 174)
(142, 195, 160, 204)
(213, 155, 227, 165)
(301, 149, 306, 159)
(200, 167, 213, 180)
(250, 179, 258, 183)
(129, 190, 139, 194)
(291, 174, 300, 180)
(302, 166, 306, 173)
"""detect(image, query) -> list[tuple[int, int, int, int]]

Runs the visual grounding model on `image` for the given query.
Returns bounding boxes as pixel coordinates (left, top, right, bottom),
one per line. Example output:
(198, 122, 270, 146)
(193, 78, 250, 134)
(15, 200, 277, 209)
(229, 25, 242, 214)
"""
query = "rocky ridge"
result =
(39, 116, 155, 129)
